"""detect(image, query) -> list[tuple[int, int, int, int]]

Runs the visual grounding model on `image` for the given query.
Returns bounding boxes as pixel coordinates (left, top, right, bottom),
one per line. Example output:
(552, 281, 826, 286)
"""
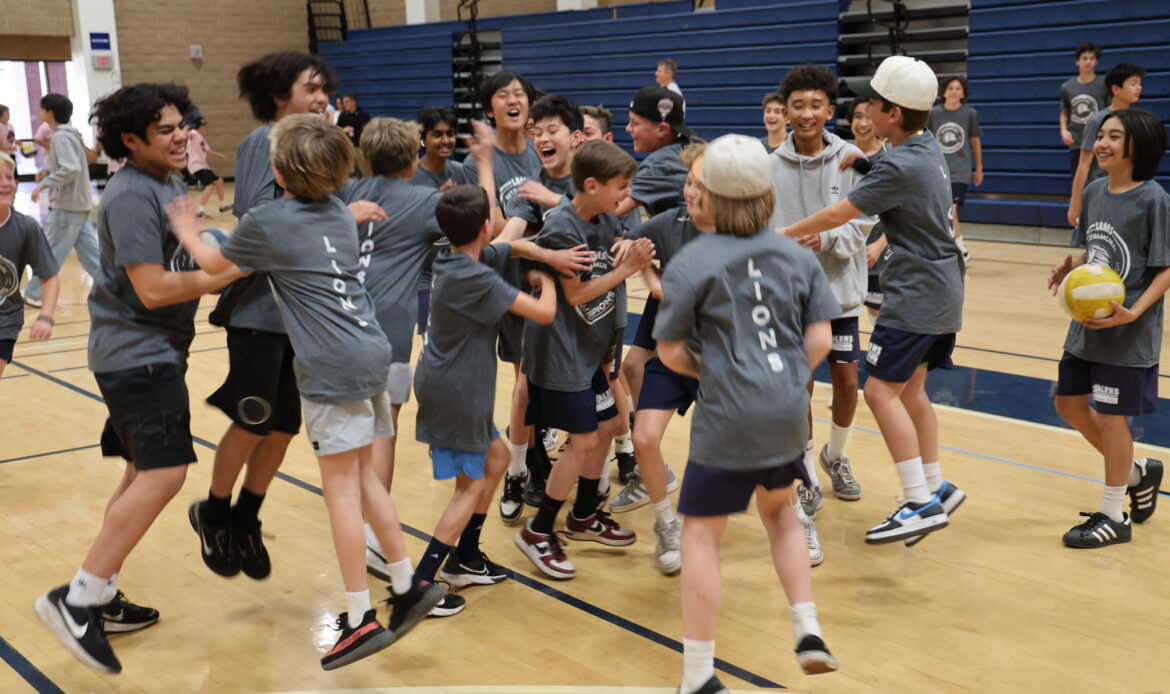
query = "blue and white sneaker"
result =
(865, 498, 948, 544)
(905, 481, 966, 546)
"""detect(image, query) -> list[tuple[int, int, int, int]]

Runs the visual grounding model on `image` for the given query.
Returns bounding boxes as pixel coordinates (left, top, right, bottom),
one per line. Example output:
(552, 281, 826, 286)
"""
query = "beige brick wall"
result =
(367, 0, 682, 26)
(115, 0, 309, 179)
(0, 0, 74, 36)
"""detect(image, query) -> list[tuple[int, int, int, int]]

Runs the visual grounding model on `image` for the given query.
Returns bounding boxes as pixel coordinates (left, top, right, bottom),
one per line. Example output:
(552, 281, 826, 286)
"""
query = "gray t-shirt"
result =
(1062, 76, 1109, 151)
(88, 162, 200, 372)
(414, 244, 518, 452)
(220, 196, 392, 404)
(1080, 107, 1114, 185)
(847, 131, 965, 335)
(1065, 179, 1170, 368)
(336, 177, 445, 363)
(0, 210, 58, 340)
(411, 159, 467, 189)
(462, 141, 543, 218)
(630, 141, 688, 216)
(926, 105, 981, 185)
(504, 170, 575, 226)
(654, 230, 839, 471)
(523, 196, 622, 391)
(214, 124, 286, 334)
(865, 145, 891, 277)
(760, 135, 777, 155)
(626, 205, 701, 269)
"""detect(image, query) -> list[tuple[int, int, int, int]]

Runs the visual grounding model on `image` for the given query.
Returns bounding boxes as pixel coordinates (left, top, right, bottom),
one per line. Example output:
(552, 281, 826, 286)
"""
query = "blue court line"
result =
(0, 635, 64, 694)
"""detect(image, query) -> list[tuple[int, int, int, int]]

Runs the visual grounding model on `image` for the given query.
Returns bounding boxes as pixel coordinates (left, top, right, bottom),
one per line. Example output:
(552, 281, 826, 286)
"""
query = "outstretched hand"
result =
(465, 120, 495, 164)
(348, 200, 388, 225)
(165, 195, 203, 243)
(545, 244, 594, 276)
(1047, 254, 1076, 294)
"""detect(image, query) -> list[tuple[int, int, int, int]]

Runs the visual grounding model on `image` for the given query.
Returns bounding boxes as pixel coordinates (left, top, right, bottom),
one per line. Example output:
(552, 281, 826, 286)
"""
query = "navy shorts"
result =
(829, 317, 861, 364)
(416, 288, 430, 336)
(526, 370, 619, 434)
(208, 328, 302, 436)
(1056, 352, 1159, 416)
(606, 327, 625, 380)
(95, 362, 197, 470)
(951, 182, 968, 206)
(0, 339, 14, 362)
(497, 313, 523, 364)
(677, 457, 805, 517)
(638, 355, 699, 415)
(865, 324, 956, 384)
(864, 274, 883, 310)
(1069, 149, 1081, 177)
(632, 297, 659, 350)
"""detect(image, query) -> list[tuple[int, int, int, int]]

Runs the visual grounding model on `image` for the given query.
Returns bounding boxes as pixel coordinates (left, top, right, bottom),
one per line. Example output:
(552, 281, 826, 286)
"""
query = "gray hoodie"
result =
(767, 130, 873, 317)
(37, 125, 92, 213)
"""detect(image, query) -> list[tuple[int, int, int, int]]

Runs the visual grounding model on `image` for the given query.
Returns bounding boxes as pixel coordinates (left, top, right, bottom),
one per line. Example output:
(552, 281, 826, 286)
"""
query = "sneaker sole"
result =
(513, 534, 575, 580)
(34, 594, 120, 673)
(498, 504, 523, 525)
(657, 556, 681, 575)
(831, 487, 861, 501)
(438, 569, 507, 587)
(1063, 534, 1131, 549)
(321, 628, 397, 671)
(609, 494, 650, 513)
(810, 551, 824, 567)
(188, 502, 241, 577)
(561, 529, 637, 547)
(798, 650, 839, 675)
(904, 489, 967, 547)
(391, 584, 447, 639)
(865, 516, 948, 545)
(428, 602, 465, 618)
(103, 616, 159, 633)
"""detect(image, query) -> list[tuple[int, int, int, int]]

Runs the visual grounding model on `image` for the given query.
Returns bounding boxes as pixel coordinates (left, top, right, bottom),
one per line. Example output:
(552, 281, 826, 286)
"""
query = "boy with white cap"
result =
(656, 134, 840, 693)
(778, 55, 966, 546)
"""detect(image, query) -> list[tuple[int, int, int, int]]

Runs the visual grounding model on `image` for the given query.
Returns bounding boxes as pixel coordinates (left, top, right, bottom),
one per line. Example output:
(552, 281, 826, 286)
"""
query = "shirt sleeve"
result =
(847, 158, 905, 219)
(653, 258, 700, 343)
(23, 218, 60, 279)
(479, 242, 513, 273)
(926, 109, 937, 134)
(219, 212, 272, 273)
(969, 108, 981, 138)
(450, 160, 468, 185)
(1147, 187, 1170, 269)
(451, 262, 520, 326)
(1061, 84, 1071, 113)
(629, 155, 679, 209)
(1080, 114, 1099, 152)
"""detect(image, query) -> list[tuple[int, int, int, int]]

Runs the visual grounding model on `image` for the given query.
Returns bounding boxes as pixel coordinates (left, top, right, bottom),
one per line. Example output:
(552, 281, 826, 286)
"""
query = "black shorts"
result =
(526, 370, 619, 434)
(864, 324, 955, 384)
(632, 297, 659, 351)
(1056, 352, 1159, 417)
(605, 327, 625, 381)
(497, 313, 523, 364)
(417, 288, 430, 336)
(207, 328, 302, 436)
(638, 355, 699, 415)
(829, 317, 861, 364)
(1069, 149, 1081, 177)
(951, 182, 968, 206)
(0, 339, 14, 362)
(864, 274, 883, 310)
(677, 457, 805, 517)
(193, 169, 219, 187)
(94, 362, 197, 470)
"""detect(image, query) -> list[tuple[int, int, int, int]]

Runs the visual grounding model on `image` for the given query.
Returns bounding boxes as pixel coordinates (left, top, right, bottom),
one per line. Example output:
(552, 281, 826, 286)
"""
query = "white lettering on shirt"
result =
(747, 257, 783, 372)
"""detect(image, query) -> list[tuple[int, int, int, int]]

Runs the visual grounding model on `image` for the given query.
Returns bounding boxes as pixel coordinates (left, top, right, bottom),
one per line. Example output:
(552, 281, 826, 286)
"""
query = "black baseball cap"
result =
(629, 86, 696, 140)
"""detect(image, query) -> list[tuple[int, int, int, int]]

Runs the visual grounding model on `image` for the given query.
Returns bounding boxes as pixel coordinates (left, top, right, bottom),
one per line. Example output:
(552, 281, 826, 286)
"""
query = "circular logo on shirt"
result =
(1084, 220, 1132, 281)
(1069, 94, 1099, 125)
(0, 256, 18, 302)
(936, 122, 966, 155)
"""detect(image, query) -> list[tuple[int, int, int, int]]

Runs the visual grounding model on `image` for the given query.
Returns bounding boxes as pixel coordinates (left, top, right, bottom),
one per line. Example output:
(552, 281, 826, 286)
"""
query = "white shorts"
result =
(387, 361, 412, 405)
(301, 392, 394, 456)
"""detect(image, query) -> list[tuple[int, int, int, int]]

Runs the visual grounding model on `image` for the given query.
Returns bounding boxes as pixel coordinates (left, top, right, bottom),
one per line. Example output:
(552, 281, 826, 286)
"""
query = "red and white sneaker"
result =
(563, 510, 636, 546)
(514, 520, 575, 580)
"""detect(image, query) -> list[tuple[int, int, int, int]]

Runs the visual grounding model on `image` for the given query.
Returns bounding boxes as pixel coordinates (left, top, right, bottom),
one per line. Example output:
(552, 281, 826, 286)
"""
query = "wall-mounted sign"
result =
(89, 32, 111, 50)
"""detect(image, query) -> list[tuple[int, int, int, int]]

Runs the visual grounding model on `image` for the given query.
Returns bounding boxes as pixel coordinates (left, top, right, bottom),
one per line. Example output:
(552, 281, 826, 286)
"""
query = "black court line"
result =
(0, 635, 64, 694)
(7, 360, 787, 691)
(0, 444, 102, 466)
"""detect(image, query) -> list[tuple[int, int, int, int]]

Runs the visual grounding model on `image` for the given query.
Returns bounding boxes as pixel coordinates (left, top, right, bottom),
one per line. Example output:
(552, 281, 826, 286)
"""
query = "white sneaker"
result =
(797, 482, 823, 518)
(865, 498, 948, 544)
(802, 513, 824, 567)
(653, 517, 682, 574)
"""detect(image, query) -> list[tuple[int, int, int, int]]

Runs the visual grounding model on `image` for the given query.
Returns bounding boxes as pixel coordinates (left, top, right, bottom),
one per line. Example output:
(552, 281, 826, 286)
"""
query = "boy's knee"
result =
(632, 423, 657, 453)
(571, 431, 601, 457)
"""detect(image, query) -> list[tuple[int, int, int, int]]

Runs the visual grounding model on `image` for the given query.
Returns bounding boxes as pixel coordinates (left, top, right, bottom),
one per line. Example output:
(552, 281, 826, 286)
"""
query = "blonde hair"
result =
(708, 188, 776, 237)
(0, 152, 14, 170)
(268, 114, 353, 200)
(679, 141, 706, 169)
(360, 117, 421, 176)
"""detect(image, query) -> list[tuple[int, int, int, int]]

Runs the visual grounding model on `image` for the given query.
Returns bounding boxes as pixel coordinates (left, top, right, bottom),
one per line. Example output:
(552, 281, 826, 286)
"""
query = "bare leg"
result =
(621, 345, 653, 411)
(369, 404, 402, 491)
(82, 465, 189, 578)
(214, 178, 225, 205)
(632, 407, 674, 504)
(240, 431, 294, 495)
(209, 425, 263, 499)
(476, 437, 511, 514)
(1055, 394, 1106, 454)
(899, 366, 937, 465)
(432, 474, 485, 545)
(757, 485, 812, 605)
(828, 362, 859, 428)
(863, 375, 916, 462)
(546, 430, 600, 500)
(583, 416, 623, 479)
(1098, 414, 1135, 487)
(359, 441, 408, 566)
(680, 514, 728, 641)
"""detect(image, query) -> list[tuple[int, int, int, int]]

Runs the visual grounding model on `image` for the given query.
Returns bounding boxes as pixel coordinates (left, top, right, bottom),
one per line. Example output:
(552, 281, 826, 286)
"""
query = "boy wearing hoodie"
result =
(768, 65, 871, 544)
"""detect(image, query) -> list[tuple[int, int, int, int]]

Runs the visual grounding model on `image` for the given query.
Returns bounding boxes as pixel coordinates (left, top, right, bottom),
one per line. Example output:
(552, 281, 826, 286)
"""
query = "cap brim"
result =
(673, 121, 699, 141)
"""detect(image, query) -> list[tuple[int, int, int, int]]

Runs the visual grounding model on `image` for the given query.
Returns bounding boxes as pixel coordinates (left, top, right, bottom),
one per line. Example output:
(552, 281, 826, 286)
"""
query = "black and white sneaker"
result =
(100, 591, 159, 633)
(319, 609, 396, 671)
(385, 579, 447, 639)
(865, 498, 948, 544)
(427, 593, 466, 618)
(795, 634, 839, 675)
(539, 426, 558, 453)
(677, 674, 729, 694)
(499, 471, 527, 523)
(233, 520, 271, 580)
(439, 551, 509, 587)
(188, 500, 241, 577)
(1062, 511, 1131, 548)
(523, 446, 550, 507)
(616, 450, 638, 485)
(366, 544, 393, 583)
(905, 480, 966, 547)
(34, 585, 121, 673)
(1128, 458, 1163, 524)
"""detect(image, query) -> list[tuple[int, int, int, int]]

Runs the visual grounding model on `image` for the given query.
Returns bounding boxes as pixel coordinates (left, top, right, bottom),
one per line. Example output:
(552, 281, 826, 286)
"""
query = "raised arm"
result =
(780, 198, 864, 240)
(508, 270, 557, 325)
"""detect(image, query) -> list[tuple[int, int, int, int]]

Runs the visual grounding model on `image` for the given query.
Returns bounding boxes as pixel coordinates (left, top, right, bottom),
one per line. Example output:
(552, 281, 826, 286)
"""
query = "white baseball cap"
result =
(854, 55, 939, 111)
(699, 134, 771, 200)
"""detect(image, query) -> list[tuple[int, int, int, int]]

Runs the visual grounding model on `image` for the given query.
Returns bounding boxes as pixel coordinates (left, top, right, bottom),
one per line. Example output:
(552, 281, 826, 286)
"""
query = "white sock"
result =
(1128, 459, 1145, 487)
(345, 590, 371, 628)
(197, 205, 206, 214)
(653, 498, 678, 525)
(1101, 485, 1127, 523)
(507, 440, 528, 477)
(922, 461, 943, 494)
(790, 601, 822, 641)
(803, 439, 820, 489)
(614, 432, 633, 454)
(364, 522, 383, 554)
(386, 557, 414, 595)
(66, 568, 109, 607)
(99, 573, 118, 604)
(895, 457, 931, 503)
(826, 423, 851, 461)
(681, 638, 716, 694)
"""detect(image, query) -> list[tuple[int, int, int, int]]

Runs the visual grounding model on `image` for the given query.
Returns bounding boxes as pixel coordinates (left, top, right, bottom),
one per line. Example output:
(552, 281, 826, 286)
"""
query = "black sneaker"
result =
(385, 579, 447, 639)
(795, 634, 839, 675)
(1062, 511, 1132, 548)
(439, 550, 509, 587)
(234, 520, 272, 580)
(499, 471, 526, 523)
(523, 446, 551, 507)
(34, 585, 121, 673)
(677, 674, 729, 694)
(427, 593, 466, 618)
(100, 591, 159, 633)
(616, 450, 638, 485)
(320, 609, 396, 671)
(1129, 458, 1163, 524)
(188, 500, 241, 577)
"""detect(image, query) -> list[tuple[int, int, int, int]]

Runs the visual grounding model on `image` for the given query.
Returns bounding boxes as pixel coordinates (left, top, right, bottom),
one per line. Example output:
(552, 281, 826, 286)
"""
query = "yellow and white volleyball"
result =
(199, 227, 232, 250)
(1057, 263, 1125, 323)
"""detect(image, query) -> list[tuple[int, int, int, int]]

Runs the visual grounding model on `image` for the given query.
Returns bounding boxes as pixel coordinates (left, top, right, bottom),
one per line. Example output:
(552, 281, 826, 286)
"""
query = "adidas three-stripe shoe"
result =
(1128, 458, 1163, 524)
(1062, 511, 1131, 548)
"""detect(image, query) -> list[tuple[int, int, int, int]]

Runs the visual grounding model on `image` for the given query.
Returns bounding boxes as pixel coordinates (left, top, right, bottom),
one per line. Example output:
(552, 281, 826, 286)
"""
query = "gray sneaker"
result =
(797, 482, 823, 519)
(801, 512, 824, 567)
(653, 516, 682, 574)
(819, 446, 861, 500)
(610, 473, 649, 513)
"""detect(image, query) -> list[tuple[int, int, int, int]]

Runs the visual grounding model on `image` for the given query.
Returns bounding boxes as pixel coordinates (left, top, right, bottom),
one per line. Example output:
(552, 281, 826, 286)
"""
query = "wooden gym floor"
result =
(1, 183, 1168, 694)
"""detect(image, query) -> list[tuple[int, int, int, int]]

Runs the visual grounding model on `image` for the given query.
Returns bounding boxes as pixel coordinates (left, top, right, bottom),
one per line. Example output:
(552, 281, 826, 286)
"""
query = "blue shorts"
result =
(829, 317, 861, 364)
(431, 427, 497, 480)
(637, 355, 699, 415)
(526, 370, 618, 434)
(1056, 352, 1159, 417)
(677, 457, 806, 517)
(864, 274, 883, 310)
(951, 182, 968, 206)
(865, 325, 956, 384)
(632, 297, 658, 350)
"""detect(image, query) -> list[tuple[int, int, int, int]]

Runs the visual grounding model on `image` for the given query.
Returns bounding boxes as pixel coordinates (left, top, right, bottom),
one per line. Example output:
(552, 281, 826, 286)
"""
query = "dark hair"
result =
(571, 139, 637, 192)
(531, 94, 583, 132)
(0, 105, 8, 118)
(1102, 109, 1167, 182)
(41, 93, 73, 123)
(342, 93, 357, 102)
(1105, 62, 1145, 94)
(847, 97, 868, 120)
(417, 105, 458, 137)
(878, 98, 929, 133)
(658, 58, 678, 76)
(761, 91, 783, 109)
(778, 64, 838, 105)
(435, 184, 490, 245)
(237, 51, 338, 122)
(941, 76, 969, 101)
(477, 72, 535, 122)
(1075, 41, 1101, 60)
(190, 116, 206, 129)
(90, 83, 192, 160)
(579, 105, 612, 132)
